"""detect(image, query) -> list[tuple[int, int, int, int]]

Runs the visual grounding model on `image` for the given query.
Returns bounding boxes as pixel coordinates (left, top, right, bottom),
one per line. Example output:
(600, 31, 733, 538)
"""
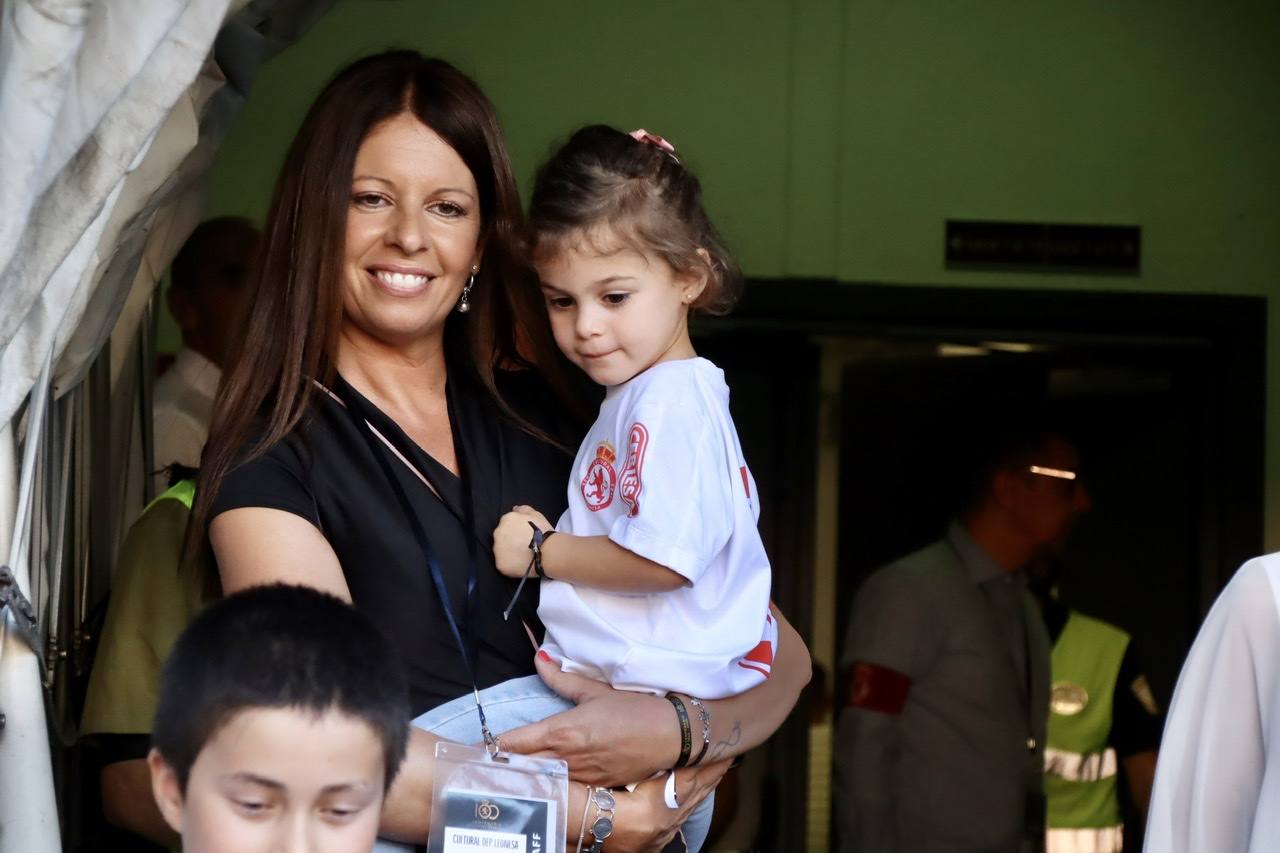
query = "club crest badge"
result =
(581, 441, 617, 511)
(619, 423, 649, 518)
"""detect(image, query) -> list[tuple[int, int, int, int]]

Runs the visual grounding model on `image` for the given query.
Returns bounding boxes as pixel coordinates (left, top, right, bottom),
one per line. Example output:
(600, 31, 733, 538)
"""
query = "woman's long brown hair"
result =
(190, 51, 575, 567)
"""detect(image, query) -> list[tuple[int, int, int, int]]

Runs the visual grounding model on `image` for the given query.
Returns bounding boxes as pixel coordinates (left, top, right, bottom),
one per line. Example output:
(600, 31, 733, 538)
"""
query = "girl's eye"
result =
(603, 292, 631, 306)
(547, 296, 574, 310)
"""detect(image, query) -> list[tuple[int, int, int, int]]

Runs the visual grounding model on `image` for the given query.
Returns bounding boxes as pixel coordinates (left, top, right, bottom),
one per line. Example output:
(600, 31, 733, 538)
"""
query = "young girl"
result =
(495, 124, 775, 703)
(405, 126, 776, 853)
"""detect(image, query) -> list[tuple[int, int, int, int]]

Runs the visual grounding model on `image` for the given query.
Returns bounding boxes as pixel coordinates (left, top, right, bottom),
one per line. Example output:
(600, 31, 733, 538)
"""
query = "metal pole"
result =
(0, 346, 63, 852)
(139, 292, 157, 503)
(46, 391, 75, 688)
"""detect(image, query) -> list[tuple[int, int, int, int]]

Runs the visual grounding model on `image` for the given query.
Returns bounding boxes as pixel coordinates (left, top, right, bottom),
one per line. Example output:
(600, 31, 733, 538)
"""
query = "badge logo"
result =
(619, 423, 649, 518)
(475, 799, 501, 821)
(581, 442, 617, 511)
(1050, 681, 1089, 716)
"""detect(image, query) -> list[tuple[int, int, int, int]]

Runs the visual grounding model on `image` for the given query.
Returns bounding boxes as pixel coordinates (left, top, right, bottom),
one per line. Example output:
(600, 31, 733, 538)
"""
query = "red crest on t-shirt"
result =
(582, 442, 617, 511)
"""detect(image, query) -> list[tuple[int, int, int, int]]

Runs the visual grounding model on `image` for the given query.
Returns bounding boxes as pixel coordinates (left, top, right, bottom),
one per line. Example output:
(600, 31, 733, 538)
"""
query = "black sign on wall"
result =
(945, 220, 1141, 274)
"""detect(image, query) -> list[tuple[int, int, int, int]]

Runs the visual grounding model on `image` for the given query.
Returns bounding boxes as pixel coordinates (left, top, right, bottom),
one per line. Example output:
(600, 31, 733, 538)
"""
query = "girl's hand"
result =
(492, 505, 552, 578)
(607, 761, 730, 852)
(500, 652, 681, 785)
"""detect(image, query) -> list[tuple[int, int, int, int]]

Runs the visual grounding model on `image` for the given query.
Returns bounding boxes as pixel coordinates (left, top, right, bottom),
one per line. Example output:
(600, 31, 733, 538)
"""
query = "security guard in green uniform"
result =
(836, 431, 1090, 853)
(81, 478, 212, 850)
(1031, 557, 1161, 853)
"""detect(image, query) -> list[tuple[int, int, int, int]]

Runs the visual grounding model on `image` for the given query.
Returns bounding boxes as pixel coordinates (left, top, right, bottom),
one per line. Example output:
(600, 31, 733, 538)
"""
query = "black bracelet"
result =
(666, 693, 693, 769)
(529, 524, 555, 579)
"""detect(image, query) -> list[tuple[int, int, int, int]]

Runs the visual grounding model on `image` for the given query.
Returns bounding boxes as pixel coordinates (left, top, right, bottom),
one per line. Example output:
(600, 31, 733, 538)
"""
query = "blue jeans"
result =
(374, 675, 714, 852)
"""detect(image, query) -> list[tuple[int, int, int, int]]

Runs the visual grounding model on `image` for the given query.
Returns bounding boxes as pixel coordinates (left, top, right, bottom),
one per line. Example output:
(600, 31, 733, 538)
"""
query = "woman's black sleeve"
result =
(209, 438, 322, 530)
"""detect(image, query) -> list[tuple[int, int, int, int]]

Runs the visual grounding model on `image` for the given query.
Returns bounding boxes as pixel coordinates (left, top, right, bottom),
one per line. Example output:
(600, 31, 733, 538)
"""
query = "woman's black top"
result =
(211, 363, 577, 714)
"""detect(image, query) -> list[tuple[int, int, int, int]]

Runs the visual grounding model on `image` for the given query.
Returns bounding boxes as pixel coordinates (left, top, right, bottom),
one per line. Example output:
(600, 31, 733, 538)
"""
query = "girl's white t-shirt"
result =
(538, 357, 776, 699)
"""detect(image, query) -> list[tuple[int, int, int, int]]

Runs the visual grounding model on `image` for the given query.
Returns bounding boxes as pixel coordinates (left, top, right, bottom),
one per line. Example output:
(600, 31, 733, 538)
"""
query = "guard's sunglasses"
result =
(1028, 465, 1076, 482)
(1027, 465, 1085, 495)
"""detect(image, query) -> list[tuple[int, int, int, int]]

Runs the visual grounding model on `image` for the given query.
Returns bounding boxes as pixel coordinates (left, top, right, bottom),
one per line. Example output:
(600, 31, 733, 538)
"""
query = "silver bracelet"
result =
(575, 784, 593, 853)
(585, 787, 616, 852)
(687, 695, 711, 766)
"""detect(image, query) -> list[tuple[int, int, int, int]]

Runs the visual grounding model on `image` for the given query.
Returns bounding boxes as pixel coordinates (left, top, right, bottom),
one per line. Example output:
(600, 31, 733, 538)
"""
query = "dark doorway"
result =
(834, 341, 1211, 707)
(694, 279, 1265, 851)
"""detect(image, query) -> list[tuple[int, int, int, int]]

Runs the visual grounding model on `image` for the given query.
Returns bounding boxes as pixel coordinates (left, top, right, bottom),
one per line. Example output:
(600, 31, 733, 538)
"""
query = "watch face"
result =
(593, 788, 617, 810)
(592, 816, 614, 840)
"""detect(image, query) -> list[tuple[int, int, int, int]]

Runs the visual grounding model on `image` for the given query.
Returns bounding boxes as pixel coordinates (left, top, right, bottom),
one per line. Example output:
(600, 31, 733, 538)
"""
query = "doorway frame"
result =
(700, 278, 1265, 851)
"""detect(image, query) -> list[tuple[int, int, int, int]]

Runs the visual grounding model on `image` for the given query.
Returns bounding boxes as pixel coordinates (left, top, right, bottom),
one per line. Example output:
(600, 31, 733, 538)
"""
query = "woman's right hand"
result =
(604, 760, 730, 852)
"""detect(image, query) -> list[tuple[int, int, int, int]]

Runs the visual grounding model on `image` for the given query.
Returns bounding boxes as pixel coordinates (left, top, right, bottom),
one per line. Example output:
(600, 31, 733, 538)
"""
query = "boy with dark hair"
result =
(147, 584, 410, 853)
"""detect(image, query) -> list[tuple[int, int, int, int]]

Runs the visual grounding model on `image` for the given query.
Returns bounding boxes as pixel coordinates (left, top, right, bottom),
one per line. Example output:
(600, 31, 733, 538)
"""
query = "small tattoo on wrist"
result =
(707, 721, 742, 762)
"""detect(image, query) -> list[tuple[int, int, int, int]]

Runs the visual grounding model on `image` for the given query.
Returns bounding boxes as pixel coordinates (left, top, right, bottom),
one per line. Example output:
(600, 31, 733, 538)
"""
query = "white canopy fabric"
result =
(2, 0, 231, 427)
(0, 0, 335, 429)
(0, 2, 334, 848)
(1145, 554, 1280, 852)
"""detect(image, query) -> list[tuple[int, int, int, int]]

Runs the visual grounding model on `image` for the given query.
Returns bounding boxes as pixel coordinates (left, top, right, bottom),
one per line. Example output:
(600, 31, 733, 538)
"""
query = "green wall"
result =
(195, 0, 1280, 544)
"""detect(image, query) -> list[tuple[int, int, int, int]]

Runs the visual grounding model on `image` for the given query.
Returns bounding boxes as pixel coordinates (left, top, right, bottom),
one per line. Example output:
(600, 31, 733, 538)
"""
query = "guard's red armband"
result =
(847, 661, 912, 715)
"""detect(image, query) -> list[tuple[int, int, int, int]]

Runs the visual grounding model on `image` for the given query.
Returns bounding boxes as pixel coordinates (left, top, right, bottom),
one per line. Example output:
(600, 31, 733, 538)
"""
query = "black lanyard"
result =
(335, 382, 499, 750)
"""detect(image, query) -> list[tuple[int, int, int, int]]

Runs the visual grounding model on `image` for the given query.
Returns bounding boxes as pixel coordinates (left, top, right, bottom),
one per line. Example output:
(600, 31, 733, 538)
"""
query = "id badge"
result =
(429, 742, 568, 853)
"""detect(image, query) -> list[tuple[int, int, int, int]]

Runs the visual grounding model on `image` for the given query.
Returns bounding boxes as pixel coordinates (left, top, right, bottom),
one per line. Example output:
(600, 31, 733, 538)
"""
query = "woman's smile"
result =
(366, 264, 437, 297)
(341, 112, 482, 345)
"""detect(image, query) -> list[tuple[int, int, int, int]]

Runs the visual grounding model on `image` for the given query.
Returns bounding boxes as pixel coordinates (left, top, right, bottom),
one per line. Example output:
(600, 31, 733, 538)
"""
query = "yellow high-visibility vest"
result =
(1045, 610, 1130, 853)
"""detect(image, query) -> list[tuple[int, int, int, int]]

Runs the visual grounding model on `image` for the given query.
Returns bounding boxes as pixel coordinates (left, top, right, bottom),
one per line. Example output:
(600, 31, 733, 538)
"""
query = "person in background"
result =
(80, 476, 210, 849)
(81, 219, 257, 847)
(1030, 555, 1160, 852)
(152, 216, 259, 489)
(835, 429, 1089, 852)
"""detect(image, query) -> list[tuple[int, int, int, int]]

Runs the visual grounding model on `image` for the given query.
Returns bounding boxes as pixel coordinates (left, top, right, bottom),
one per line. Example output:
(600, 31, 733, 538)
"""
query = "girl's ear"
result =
(680, 248, 713, 305)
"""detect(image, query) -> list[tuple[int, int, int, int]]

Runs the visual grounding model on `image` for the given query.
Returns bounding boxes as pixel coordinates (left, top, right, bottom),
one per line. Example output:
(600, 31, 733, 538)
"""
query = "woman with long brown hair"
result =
(196, 51, 810, 850)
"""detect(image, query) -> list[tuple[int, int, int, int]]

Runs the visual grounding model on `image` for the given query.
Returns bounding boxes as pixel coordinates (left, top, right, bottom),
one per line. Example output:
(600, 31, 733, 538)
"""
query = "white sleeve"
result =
(153, 407, 207, 470)
(606, 402, 734, 584)
(1145, 556, 1280, 853)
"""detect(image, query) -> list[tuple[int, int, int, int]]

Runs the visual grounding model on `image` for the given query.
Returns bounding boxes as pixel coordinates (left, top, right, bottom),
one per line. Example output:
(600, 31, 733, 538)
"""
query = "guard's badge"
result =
(1050, 681, 1089, 716)
(581, 442, 617, 511)
(1130, 674, 1161, 716)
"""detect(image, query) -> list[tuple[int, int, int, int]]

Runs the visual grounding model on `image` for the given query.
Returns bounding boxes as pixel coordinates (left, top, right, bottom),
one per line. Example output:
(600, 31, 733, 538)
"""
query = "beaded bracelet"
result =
(666, 693, 693, 769)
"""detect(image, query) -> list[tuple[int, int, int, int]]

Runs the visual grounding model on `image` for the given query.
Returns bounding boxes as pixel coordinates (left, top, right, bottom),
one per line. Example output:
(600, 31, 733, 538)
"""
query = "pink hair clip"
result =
(629, 128, 680, 163)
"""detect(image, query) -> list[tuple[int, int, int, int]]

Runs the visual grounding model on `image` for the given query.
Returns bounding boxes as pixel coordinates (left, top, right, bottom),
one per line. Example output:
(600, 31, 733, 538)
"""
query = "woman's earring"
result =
(458, 267, 478, 314)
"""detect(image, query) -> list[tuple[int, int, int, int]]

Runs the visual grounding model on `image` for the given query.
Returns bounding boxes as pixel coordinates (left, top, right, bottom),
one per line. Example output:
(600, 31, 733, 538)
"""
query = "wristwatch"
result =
(586, 787, 615, 851)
